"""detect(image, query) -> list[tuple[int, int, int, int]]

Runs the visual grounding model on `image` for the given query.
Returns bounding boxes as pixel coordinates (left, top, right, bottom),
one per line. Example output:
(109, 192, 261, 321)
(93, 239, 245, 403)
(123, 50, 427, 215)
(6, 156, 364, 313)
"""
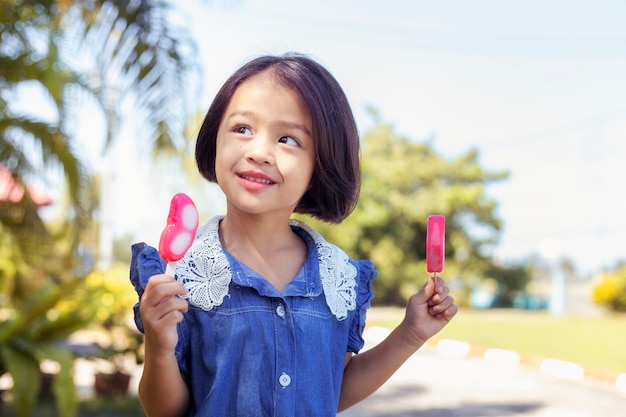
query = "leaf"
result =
(29, 308, 95, 344)
(0, 344, 40, 417)
(39, 346, 78, 417)
(0, 284, 60, 343)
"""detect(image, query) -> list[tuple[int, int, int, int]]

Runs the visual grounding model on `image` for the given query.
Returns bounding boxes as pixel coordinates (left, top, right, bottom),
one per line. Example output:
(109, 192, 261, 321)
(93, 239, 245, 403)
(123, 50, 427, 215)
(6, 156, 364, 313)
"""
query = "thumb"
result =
(414, 276, 437, 304)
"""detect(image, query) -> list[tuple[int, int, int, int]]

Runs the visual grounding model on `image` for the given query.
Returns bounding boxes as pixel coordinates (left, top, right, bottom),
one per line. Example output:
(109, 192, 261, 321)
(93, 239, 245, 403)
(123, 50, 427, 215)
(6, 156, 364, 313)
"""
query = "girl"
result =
(130, 53, 457, 417)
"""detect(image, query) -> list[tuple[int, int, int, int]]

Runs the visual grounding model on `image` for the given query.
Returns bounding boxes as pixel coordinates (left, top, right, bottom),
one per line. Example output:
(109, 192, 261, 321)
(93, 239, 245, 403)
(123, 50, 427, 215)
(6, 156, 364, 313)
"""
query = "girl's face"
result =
(215, 71, 315, 218)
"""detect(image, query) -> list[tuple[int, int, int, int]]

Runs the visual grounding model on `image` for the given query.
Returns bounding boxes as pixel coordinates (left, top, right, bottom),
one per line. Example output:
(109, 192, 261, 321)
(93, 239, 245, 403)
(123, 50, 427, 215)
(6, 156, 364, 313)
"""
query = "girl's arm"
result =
(338, 276, 457, 411)
(137, 275, 190, 417)
(139, 352, 189, 417)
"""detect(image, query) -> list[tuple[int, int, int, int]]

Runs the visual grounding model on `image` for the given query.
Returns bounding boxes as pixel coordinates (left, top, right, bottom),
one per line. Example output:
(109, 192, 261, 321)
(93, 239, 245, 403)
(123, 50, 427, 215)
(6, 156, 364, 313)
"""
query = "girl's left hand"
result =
(401, 275, 458, 348)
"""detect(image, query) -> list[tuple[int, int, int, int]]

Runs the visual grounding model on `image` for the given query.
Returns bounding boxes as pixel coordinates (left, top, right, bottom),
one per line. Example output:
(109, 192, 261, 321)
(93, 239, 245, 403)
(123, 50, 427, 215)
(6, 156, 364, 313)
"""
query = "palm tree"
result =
(1, 0, 90, 296)
(1, 0, 200, 229)
(61, 0, 200, 152)
(1, 0, 201, 279)
(0, 1, 200, 415)
(58, 0, 201, 267)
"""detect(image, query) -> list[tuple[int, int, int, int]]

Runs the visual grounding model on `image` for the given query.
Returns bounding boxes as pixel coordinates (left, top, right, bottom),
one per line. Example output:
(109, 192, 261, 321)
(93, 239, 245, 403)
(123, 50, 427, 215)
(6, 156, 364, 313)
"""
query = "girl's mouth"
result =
(239, 174, 274, 185)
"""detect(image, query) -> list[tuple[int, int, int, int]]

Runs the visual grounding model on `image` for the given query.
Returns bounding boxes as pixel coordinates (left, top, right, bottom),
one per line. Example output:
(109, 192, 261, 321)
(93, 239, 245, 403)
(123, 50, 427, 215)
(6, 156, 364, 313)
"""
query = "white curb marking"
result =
(436, 339, 470, 358)
(540, 358, 584, 381)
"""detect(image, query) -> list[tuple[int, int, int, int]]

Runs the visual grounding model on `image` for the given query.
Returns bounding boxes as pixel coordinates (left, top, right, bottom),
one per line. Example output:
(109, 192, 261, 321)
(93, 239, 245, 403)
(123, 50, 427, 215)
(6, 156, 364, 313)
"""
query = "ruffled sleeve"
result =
(347, 259, 377, 353)
(129, 242, 166, 333)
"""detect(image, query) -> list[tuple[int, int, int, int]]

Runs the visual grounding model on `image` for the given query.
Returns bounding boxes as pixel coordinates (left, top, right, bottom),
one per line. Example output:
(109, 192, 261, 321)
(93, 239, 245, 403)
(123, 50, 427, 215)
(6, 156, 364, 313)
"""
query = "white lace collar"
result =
(175, 216, 357, 321)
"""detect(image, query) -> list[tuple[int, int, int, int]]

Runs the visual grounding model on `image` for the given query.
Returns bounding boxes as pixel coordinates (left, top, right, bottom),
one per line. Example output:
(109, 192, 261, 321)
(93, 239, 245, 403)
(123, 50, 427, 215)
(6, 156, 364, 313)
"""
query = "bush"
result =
(0, 280, 102, 417)
(592, 265, 626, 312)
(83, 263, 143, 376)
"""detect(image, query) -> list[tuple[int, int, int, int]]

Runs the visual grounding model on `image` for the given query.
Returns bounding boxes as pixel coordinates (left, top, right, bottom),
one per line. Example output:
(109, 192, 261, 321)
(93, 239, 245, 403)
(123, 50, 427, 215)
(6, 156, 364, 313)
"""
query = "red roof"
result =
(0, 166, 53, 206)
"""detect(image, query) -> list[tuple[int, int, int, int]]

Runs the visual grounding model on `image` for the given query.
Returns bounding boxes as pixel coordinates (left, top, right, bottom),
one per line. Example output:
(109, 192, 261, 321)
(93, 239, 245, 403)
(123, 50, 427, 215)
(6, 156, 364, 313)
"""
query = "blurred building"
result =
(0, 166, 52, 206)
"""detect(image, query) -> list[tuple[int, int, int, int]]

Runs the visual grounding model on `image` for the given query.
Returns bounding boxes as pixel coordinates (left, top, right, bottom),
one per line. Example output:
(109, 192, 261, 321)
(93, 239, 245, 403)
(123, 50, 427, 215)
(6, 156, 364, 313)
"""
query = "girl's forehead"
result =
(224, 71, 312, 129)
(238, 70, 290, 93)
(230, 73, 305, 108)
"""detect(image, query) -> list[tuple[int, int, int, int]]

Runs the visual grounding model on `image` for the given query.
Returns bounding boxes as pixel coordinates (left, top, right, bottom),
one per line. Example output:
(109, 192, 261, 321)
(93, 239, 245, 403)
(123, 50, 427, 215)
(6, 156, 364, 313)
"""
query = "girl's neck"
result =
(218, 211, 297, 254)
(218, 212, 307, 293)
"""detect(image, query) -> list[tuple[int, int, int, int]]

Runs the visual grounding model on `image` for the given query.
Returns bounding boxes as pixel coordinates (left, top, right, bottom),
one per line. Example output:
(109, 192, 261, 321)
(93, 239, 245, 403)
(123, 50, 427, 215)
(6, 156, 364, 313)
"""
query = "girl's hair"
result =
(195, 53, 360, 223)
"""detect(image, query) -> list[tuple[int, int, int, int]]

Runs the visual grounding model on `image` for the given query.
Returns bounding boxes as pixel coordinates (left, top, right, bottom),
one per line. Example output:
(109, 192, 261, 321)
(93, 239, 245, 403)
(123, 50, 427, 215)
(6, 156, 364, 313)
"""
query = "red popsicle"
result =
(426, 215, 445, 275)
(159, 193, 199, 276)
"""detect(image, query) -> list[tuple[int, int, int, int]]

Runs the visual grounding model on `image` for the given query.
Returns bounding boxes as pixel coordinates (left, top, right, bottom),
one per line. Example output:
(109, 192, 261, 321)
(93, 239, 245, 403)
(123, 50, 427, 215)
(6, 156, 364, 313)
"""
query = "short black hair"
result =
(195, 53, 360, 223)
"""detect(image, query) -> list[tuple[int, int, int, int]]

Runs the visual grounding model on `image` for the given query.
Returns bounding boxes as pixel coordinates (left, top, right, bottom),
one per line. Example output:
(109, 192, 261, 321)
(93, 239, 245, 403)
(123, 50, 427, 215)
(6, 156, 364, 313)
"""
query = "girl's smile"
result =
(237, 170, 276, 190)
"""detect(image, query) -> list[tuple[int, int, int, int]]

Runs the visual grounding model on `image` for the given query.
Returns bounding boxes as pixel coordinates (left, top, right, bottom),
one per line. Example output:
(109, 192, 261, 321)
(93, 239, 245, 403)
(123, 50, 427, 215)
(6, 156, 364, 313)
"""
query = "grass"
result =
(368, 307, 626, 374)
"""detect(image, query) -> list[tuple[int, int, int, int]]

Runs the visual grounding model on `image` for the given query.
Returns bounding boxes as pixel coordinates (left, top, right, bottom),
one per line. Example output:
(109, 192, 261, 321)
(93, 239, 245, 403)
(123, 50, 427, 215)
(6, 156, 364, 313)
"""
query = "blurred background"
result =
(1, 0, 625, 416)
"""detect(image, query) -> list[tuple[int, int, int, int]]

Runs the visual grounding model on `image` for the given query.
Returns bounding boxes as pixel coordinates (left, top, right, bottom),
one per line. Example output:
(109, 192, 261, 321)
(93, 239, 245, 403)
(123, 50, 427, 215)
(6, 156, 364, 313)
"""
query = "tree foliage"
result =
(0, 279, 102, 417)
(302, 121, 509, 305)
(56, 0, 201, 154)
(1, 0, 200, 303)
(0, 185, 102, 417)
(484, 262, 532, 307)
(0, 1, 200, 415)
(1, 0, 91, 239)
(1, 0, 200, 222)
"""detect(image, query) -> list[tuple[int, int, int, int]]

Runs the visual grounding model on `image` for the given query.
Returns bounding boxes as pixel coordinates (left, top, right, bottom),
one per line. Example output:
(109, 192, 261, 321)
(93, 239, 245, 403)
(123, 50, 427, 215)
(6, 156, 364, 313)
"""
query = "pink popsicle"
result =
(426, 215, 445, 274)
(159, 193, 199, 276)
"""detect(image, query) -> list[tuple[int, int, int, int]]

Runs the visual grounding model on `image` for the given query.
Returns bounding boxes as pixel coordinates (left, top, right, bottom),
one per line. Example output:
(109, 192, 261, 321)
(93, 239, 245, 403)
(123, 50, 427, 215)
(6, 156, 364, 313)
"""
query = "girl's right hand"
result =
(139, 274, 189, 356)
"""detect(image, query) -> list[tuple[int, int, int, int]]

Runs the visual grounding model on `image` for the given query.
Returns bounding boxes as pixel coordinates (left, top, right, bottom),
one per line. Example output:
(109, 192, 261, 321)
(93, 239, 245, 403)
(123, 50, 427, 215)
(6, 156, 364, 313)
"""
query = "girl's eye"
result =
(277, 136, 299, 146)
(235, 126, 252, 135)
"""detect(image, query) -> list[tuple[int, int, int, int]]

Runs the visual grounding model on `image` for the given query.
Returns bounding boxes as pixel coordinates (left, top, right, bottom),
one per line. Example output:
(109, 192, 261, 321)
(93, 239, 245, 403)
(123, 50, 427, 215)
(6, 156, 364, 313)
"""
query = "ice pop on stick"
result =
(426, 215, 445, 276)
(158, 193, 199, 277)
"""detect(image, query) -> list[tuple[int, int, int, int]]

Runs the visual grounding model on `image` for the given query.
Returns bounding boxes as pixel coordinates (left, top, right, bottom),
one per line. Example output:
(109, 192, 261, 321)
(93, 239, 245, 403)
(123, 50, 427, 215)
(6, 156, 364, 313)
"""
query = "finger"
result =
(428, 286, 450, 305)
(433, 275, 449, 293)
(144, 290, 189, 314)
(143, 278, 188, 302)
(435, 303, 459, 321)
(429, 296, 456, 316)
(158, 308, 187, 328)
(413, 276, 437, 304)
(145, 295, 188, 319)
(159, 296, 189, 315)
(429, 294, 454, 312)
(145, 273, 175, 287)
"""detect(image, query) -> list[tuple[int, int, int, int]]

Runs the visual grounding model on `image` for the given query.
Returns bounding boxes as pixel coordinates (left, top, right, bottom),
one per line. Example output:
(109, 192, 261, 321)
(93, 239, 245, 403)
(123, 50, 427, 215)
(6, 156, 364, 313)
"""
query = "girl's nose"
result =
(246, 135, 275, 165)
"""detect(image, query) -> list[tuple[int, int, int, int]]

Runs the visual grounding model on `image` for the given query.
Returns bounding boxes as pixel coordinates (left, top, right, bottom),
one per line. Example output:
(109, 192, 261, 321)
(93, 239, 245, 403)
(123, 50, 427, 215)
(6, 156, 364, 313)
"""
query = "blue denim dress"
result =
(130, 217, 376, 417)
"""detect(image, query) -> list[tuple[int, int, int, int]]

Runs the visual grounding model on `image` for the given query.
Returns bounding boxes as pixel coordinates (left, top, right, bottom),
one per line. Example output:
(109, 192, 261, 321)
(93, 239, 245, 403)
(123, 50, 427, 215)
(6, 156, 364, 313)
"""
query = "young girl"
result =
(130, 53, 457, 417)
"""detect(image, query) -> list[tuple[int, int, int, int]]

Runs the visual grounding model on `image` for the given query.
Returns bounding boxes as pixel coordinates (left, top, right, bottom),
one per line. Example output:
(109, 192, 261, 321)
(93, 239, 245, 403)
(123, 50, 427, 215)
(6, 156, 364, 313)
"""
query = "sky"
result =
(102, 0, 626, 275)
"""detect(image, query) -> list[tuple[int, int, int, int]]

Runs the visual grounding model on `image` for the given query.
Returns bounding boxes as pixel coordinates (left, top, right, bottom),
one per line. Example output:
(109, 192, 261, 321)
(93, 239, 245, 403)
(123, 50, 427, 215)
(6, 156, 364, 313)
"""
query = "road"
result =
(339, 338, 625, 417)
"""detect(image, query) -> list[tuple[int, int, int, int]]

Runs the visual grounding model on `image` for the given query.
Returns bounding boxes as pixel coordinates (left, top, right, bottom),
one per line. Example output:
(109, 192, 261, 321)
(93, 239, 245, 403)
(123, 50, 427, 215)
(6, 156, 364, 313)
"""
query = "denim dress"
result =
(130, 217, 376, 417)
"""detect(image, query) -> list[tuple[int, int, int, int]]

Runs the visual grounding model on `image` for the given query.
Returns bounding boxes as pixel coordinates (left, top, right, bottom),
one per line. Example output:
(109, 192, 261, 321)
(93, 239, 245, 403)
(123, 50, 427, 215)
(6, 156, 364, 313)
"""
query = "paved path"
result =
(73, 321, 625, 416)
(339, 339, 625, 417)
